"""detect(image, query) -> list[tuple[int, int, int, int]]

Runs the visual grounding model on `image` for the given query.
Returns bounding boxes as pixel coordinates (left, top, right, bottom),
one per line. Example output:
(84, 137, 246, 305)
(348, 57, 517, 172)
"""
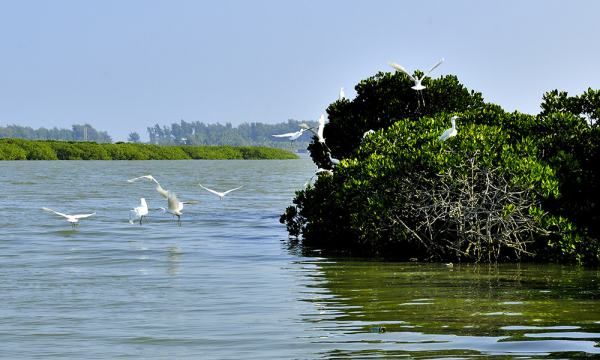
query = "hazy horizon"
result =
(1, 0, 599, 141)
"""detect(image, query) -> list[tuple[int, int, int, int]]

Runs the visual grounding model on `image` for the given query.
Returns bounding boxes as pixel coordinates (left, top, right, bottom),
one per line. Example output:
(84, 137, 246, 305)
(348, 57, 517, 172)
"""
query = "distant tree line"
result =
(1, 119, 321, 151)
(0, 124, 112, 143)
(146, 119, 318, 150)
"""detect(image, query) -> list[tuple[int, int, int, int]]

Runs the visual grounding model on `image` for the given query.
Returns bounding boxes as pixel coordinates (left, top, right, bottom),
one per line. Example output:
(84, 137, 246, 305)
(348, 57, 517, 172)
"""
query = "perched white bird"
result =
(271, 128, 310, 143)
(316, 168, 333, 176)
(129, 198, 149, 225)
(438, 116, 458, 142)
(339, 87, 346, 100)
(316, 114, 326, 144)
(363, 129, 375, 138)
(127, 175, 169, 198)
(389, 58, 444, 91)
(42, 207, 95, 227)
(327, 152, 340, 166)
(198, 184, 243, 200)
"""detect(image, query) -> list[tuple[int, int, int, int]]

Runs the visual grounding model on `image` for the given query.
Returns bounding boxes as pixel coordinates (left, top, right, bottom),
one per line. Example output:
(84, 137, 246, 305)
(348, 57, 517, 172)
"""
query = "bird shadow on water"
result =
(166, 245, 181, 275)
(50, 229, 80, 237)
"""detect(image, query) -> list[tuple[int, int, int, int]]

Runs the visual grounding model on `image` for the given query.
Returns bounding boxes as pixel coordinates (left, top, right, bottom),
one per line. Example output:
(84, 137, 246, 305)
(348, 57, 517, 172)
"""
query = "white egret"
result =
(327, 152, 340, 166)
(271, 128, 311, 144)
(129, 198, 149, 225)
(42, 207, 95, 227)
(198, 184, 243, 200)
(363, 129, 375, 138)
(306, 168, 334, 188)
(390, 58, 444, 107)
(316, 114, 326, 144)
(163, 191, 197, 225)
(339, 87, 346, 100)
(389, 58, 444, 91)
(315, 168, 333, 176)
(127, 175, 169, 198)
(438, 116, 458, 142)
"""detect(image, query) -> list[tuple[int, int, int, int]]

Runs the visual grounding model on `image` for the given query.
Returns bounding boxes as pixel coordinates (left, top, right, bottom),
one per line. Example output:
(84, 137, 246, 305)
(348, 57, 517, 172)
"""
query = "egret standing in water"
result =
(127, 175, 168, 198)
(129, 198, 149, 225)
(389, 58, 444, 106)
(438, 116, 458, 142)
(42, 207, 96, 228)
(128, 175, 196, 224)
(198, 184, 243, 200)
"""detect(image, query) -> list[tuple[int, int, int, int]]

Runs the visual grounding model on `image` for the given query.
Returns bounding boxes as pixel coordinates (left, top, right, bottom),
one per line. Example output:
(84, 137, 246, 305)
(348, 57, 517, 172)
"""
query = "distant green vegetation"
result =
(0, 139, 297, 160)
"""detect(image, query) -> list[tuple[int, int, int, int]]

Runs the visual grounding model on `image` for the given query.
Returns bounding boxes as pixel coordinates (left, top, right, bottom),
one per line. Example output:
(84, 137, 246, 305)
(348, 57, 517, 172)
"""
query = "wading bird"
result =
(339, 87, 346, 100)
(127, 175, 168, 198)
(198, 184, 243, 200)
(161, 192, 197, 225)
(306, 114, 327, 145)
(129, 198, 149, 225)
(42, 207, 95, 227)
(438, 116, 458, 142)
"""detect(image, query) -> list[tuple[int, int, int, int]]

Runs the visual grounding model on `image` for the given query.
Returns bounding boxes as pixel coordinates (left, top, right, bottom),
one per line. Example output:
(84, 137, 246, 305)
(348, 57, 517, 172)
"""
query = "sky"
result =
(1, 0, 599, 141)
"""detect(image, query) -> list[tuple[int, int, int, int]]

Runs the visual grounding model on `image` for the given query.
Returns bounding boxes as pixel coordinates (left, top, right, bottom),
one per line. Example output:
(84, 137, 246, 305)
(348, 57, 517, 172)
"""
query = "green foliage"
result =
(540, 88, 600, 125)
(0, 139, 297, 161)
(308, 72, 484, 168)
(286, 113, 570, 262)
(283, 69, 600, 265)
(0, 142, 27, 160)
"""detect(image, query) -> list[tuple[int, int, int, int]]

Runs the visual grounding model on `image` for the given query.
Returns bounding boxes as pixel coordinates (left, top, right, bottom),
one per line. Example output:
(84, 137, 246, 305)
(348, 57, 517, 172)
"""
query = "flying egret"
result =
(438, 116, 458, 142)
(42, 207, 95, 227)
(339, 87, 346, 100)
(127, 175, 169, 198)
(389, 58, 444, 91)
(162, 191, 197, 225)
(198, 184, 243, 200)
(316, 114, 326, 144)
(390, 58, 444, 107)
(129, 198, 149, 225)
(271, 128, 311, 145)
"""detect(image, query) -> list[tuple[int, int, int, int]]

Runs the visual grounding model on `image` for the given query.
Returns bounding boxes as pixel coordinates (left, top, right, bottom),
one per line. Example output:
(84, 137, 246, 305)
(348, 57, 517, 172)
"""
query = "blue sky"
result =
(1, 0, 599, 141)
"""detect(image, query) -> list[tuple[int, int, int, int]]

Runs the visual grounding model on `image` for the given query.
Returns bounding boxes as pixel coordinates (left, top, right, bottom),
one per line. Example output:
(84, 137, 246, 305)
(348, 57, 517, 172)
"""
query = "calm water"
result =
(1, 159, 600, 359)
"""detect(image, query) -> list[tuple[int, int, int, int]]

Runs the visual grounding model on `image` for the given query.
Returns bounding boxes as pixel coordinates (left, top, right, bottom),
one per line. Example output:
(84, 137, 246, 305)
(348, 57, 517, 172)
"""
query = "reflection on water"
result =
(0, 160, 599, 358)
(166, 245, 181, 275)
(299, 260, 600, 358)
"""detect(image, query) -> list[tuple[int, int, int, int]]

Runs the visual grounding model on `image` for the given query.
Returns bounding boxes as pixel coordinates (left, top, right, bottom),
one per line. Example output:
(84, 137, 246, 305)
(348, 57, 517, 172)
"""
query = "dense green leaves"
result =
(0, 139, 297, 160)
(282, 69, 600, 265)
